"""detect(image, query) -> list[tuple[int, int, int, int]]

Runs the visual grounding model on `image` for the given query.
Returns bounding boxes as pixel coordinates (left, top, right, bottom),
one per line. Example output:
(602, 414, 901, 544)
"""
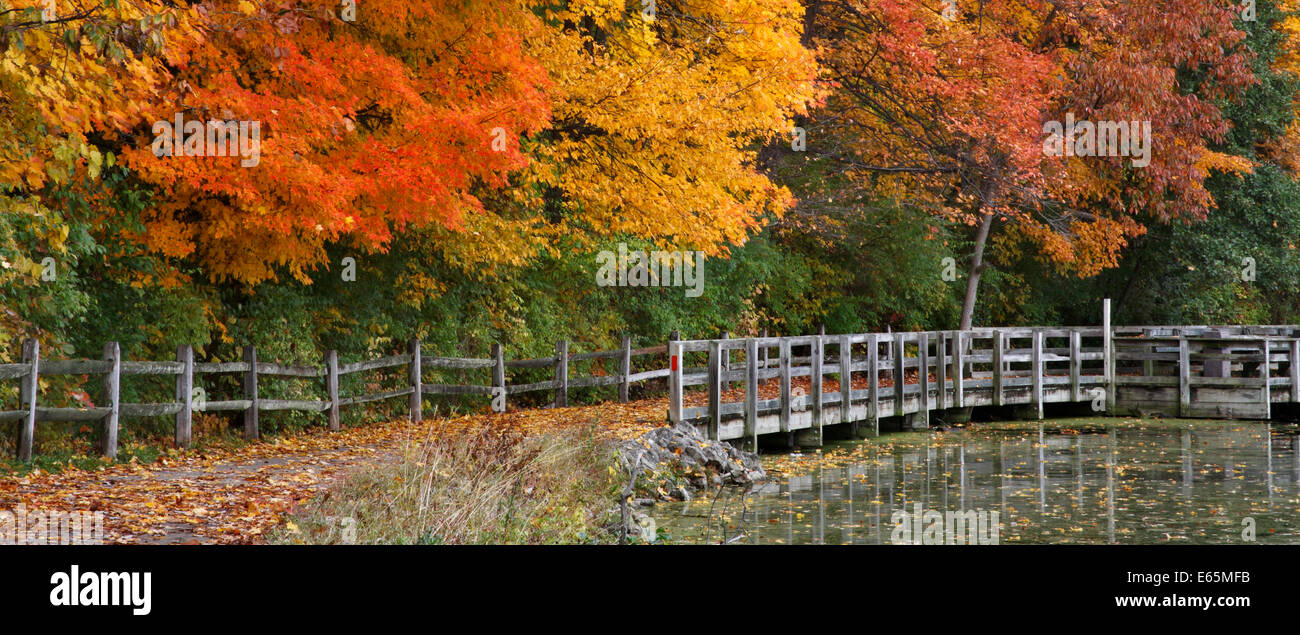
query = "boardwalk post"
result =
(1178, 338, 1190, 417)
(18, 339, 38, 462)
(811, 335, 823, 445)
(707, 340, 722, 441)
(839, 335, 853, 435)
(894, 333, 906, 417)
(918, 333, 930, 428)
(867, 333, 879, 435)
(492, 343, 506, 412)
(1104, 298, 1115, 411)
(101, 341, 120, 459)
(668, 339, 684, 425)
(408, 338, 422, 422)
(619, 336, 632, 402)
(953, 331, 964, 408)
(326, 350, 340, 430)
(176, 344, 193, 448)
(1290, 339, 1299, 403)
(779, 338, 792, 442)
(554, 339, 569, 408)
(1032, 330, 1043, 419)
(936, 332, 947, 410)
(1262, 338, 1272, 420)
(243, 345, 259, 439)
(993, 330, 1005, 406)
(1070, 330, 1082, 402)
(745, 338, 759, 449)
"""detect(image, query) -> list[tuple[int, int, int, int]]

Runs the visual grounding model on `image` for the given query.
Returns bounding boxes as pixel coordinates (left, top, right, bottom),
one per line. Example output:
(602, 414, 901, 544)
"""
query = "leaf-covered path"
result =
(2, 400, 664, 544)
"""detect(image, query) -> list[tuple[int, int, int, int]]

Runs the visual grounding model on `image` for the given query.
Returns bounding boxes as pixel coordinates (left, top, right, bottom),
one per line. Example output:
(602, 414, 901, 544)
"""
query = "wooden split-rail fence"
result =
(8, 300, 1300, 460)
(0, 336, 672, 461)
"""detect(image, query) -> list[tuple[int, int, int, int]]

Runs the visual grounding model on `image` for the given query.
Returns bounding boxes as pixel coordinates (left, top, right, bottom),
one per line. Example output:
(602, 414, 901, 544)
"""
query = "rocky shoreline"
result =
(616, 422, 765, 502)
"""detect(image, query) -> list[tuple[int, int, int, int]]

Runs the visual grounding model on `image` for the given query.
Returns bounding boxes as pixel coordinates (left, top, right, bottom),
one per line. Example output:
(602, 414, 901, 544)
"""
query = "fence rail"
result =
(1, 336, 674, 461)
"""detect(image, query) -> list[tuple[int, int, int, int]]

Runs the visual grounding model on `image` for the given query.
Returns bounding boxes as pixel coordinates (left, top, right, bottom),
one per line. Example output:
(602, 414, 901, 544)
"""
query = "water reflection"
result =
(657, 421, 1300, 544)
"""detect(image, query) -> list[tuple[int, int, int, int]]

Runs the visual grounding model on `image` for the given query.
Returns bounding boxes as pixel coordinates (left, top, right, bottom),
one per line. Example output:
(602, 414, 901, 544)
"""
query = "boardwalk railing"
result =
(0, 337, 672, 461)
(667, 327, 1111, 446)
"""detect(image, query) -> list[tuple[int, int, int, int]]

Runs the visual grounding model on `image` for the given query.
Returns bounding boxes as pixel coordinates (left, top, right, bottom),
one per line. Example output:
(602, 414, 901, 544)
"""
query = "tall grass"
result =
(273, 422, 622, 544)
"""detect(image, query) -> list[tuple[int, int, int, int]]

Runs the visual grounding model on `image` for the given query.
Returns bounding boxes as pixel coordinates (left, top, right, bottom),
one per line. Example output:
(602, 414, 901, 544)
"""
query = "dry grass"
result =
(271, 421, 622, 544)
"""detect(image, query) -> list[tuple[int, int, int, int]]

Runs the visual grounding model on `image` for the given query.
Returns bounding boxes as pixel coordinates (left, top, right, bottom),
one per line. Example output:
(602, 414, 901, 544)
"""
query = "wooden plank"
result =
(39, 359, 113, 375)
(408, 338, 422, 422)
(779, 338, 791, 434)
(707, 340, 722, 441)
(101, 342, 120, 459)
(423, 357, 495, 369)
(425, 383, 495, 396)
(993, 330, 1005, 406)
(326, 350, 340, 431)
(194, 362, 251, 374)
(506, 380, 560, 394)
(619, 336, 632, 403)
(0, 364, 29, 380)
(243, 345, 259, 440)
(18, 339, 38, 462)
(259, 399, 332, 412)
(1070, 330, 1082, 402)
(176, 345, 193, 448)
(555, 339, 569, 408)
(121, 403, 184, 417)
(627, 368, 669, 383)
(492, 343, 506, 412)
(811, 335, 823, 445)
(953, 331, 964, 408)
(339, 387, 415, 407)
(121, 361, 183, 376)
(1033, 330, 1043, 419)
(745, 338, 759, 448)
(338, 353, 415, 375)
(1178, 338, 1190, 417)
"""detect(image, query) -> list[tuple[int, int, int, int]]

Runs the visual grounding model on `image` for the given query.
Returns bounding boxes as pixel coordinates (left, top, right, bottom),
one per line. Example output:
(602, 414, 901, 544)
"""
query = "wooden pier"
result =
(668, 303, 1300, 445)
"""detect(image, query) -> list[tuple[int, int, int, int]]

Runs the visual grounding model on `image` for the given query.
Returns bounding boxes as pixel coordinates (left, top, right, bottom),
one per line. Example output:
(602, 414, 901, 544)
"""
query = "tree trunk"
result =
(959, 211, 995, 330)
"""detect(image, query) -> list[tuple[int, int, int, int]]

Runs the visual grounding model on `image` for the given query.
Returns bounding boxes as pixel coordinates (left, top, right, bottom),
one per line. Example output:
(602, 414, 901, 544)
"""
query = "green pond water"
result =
(653, 419, 1300, 544)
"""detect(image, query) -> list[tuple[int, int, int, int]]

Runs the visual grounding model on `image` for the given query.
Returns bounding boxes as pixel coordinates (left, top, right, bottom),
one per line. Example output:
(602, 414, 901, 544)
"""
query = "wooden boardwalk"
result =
(668, 302, 1300, 446)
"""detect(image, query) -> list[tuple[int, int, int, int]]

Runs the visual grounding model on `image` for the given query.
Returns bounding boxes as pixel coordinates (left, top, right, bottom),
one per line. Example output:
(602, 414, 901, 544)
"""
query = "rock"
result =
(617, 422, 765, 501)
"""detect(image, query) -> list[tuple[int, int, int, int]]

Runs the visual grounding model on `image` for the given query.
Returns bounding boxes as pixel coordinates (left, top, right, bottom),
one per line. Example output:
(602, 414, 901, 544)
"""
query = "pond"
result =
(653, 418, 1300, 544)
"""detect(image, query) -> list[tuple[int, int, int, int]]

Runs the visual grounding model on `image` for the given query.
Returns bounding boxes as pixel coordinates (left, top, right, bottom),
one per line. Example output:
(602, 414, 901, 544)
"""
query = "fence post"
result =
(408, 338, 422, 422)
(811, 334, 823, 445)
(993, 330, 1005, 406)
(668, 338, 684, 425)
(326, 350, 339, 431)
(243, 345, 259, 439)
(176, 344, 193, 448)
(721, 332, 731, 390)
(554, 339, 569, 408)
(839, 334, 852, 435)
(936, 332, 946, 410)
(101, 341, 120, 459)
(18, 338, 39, 461)
(492, 343, 506, 412)
(619, 336, 632, 403)
(1104, 298, 1114, 412)
(745, 338, 758, 449)
(707, 340, 722, 441)
(953, 331, 964, 408)
(1070, 330, 1082, 402)
(1263, 338, 1272, 420)
(1178, 338, 1190, 417)
(779, 338, 792, 443)
(894, 332, 906, 417)
(1290, 338, 1299, 403)
(1033, 330, 1043, 419)
(867, 333, 879, 435)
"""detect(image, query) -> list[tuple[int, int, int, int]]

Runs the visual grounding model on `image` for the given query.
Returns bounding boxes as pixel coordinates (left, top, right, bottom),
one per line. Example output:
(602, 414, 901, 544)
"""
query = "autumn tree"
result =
(802, 0, 1255, 328)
